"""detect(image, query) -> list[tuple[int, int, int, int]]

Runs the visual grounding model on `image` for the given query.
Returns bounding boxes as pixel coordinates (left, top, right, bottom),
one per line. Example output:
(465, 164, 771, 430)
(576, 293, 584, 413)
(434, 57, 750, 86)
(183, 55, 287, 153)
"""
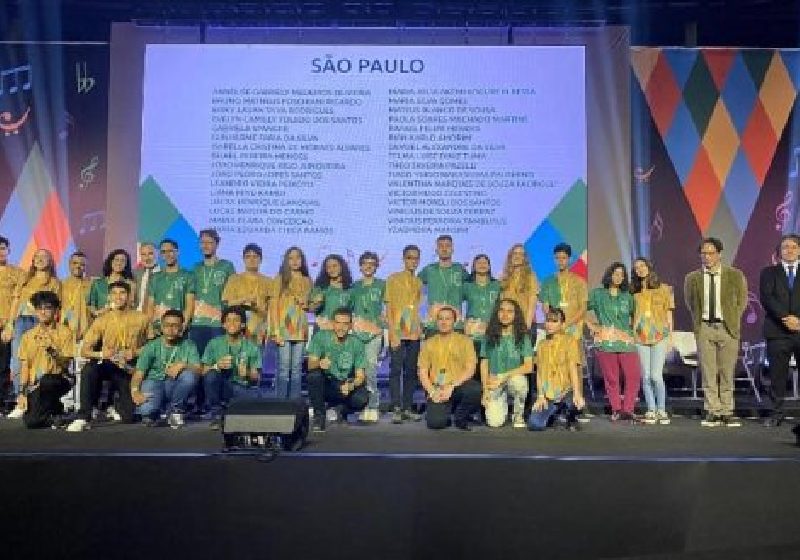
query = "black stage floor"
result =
(2, 415, 800, 560)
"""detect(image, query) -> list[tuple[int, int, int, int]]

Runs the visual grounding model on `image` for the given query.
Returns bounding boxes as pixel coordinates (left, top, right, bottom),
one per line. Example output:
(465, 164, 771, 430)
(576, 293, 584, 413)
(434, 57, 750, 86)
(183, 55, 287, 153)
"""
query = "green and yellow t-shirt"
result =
(349, 278, 386, 342)
(418, 262, 468, 327)
(149, 269, 196, 325)
(87, 277, 136, 311)
(539, 271, 588, 340)
(588, 287, 636, 353)
(633, 284, 674, 345)
(310, 284, 351, 325)
(135, 337, 200, 381)
(534, 332, 581, 401)
(306, 329, 366, 381)
(480, 333, 533, 376)
(192, 259, 236, 327)
(273, 275, 312, 341)
(202, 335, 263, 386)
(385, 271, 423, 340)
(463, 279, 501, 340)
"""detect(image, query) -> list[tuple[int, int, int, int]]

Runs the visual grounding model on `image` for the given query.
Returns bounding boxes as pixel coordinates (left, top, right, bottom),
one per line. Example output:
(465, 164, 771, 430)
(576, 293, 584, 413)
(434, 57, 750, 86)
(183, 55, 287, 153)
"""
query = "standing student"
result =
(760, 234, 800, 427)
(87, 249, 136, 317)
(130, 309, 200, 428)
(418, 306, 480, 430)
(67, 281, 150, 432)
(306, 307, 369, 432)
(463, 254, 502, 348)
(529, 308, 585, 432)
(684, 237, 747, 427)
(587, 262, 641, 422)
(202, 306, 263, 429)
(16, 291, 74, 429)
(271, 246, 312, 399)
(631, 258, 674, 425)
(385, 245, 424, 423)
(481, 298, 532, 428)
(501, 243, 540, 341)
(134, 242, 160, 312)
(310, 254, 352, 331)
(0, 236, 23, 401)
(222, 243, 273, 344)
(418, 235, 469, 334)
(60, 251, 92, 343)
(349, 251, 385, 423)
(539, 243, 588, 345)
(6, 248, 61, 419)
(146, 239, 196, 334)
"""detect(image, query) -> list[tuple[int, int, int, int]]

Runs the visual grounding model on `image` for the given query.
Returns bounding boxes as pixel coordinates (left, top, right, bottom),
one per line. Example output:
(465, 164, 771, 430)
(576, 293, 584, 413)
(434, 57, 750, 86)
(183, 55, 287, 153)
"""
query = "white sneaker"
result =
(107, 406, 121, 422)
(512, 413, 526, 428)
(168, 413, 184, 429)
(66, 419, 89, 432)
(657, 411, 671, 425)
(326, 408, 339, 423)
(641, 411, 658, 425)
(6, 407, 24, 419)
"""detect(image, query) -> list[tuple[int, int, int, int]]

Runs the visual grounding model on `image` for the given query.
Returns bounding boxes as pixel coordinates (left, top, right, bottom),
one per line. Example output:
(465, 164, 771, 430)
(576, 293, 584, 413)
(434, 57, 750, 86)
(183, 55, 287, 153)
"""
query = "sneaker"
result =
(360, 408, 378, 423)
(610, 411, 622, 422)
(402, 409, 422, 422)
(720, 415, 741, 427)
(566, 420, 582, 432)
(512, 414, 526, 429)
(701, 413, 721, 427)
(106, 406, 121, 422)
(326, 407, 340, 424)
(657, 411, 671, 425)
(168, 412, 184, 429)
(50, 415, 66, 430)
(641, 411, 658, 425)
(66, 418, 89, 432)
(6, 407, 23, 419)
(391, 407, 403, 424)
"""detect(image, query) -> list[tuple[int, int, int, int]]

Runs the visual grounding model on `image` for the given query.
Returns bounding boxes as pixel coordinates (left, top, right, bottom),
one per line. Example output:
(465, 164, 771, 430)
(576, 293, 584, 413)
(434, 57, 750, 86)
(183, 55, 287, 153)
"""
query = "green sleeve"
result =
(461, 265, 470, 282)
(521, 336, 534, 358)
(353, 340, 367, 370)
(87, 279, 101, 307)
(417, 265, 428, 284)
(135, 342, 155, 372)
(201, 338, 220, 366)
(479, 338, 488, 359)
(587, 288, 597, 312)
(306, 331, 324, 358)
(185, 340, 201, 366)
(248, 342, 263, 370)
(185, 271, 197, 294)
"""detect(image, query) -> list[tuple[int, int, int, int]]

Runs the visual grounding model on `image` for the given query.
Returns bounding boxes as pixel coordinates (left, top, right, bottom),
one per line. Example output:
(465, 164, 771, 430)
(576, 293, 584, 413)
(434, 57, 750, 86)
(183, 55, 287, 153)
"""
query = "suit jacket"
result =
(684, 265, 747, 339)
(133, 266, 159, 310)
(759, 264, 800, 339)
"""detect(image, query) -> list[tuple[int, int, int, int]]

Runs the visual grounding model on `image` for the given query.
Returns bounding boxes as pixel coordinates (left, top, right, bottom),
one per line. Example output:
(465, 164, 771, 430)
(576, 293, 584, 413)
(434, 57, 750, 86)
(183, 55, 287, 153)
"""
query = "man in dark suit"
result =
(759, 234, 800, 427)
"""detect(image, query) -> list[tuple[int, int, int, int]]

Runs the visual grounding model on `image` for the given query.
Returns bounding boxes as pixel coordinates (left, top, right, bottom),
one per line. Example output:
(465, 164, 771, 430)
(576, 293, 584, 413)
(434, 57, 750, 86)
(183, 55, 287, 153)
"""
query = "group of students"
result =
(0, 227, 769, 434)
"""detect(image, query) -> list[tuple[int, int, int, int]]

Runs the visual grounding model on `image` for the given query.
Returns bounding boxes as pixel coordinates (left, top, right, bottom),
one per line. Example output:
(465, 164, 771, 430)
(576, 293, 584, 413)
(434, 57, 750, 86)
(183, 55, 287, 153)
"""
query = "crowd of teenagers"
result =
(1, 228, 798, 434)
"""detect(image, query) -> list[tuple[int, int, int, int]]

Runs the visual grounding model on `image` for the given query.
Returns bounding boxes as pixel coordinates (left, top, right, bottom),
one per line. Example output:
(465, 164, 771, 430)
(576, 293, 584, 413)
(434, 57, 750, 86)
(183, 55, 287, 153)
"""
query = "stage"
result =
(1, 416, 800, 559)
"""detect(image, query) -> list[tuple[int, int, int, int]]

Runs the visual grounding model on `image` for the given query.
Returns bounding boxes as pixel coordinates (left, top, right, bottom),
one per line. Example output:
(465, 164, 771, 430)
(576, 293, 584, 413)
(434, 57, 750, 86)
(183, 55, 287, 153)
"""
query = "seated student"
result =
(67, 281, 150, 432)
(418, 306, 480, 430)
(130, 309, 201, 428)
(306, 307, 369, 432)
(480, 298, 533, 429)
(202, 306, 263, 430)
(16, 291, 74, 429)
(529, 308, 586, 432)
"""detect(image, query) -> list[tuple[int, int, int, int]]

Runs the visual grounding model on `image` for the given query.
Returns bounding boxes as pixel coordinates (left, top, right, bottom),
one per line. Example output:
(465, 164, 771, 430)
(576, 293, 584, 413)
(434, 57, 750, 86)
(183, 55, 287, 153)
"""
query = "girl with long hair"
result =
(500, 244, 539, 337)
(88, 249, 136, 318)
(310, 254, 352, 331)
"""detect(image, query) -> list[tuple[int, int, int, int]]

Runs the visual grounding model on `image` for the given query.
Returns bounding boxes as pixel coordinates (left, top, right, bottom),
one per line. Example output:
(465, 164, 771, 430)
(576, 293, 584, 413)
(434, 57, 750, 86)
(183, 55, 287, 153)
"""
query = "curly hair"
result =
(315, 254, 353, 289)
(501, 243, 538, 295)
(102, 249, 134, 280)
(485, 298, 529, 348)
(601, 262, 630, 292)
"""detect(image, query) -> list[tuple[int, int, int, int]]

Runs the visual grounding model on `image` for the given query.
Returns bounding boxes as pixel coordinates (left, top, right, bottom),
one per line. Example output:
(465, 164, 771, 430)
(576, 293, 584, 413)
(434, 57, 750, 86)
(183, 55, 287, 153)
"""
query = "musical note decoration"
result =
(78, 155, 100, 190)
(634, 165, 655, 185)
(75, 62, 95, 94)
(775, 191, 793, 232)
(0, 64, 32, 96)
(78, 210, 105, 236)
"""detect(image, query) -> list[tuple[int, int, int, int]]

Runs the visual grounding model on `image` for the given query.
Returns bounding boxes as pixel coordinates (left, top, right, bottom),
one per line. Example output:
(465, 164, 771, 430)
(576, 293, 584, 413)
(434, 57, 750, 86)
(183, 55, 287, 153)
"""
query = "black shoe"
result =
(792, 424, 800, 446)
(720, 415, 741, 427)
(50, 415, 66, 430)
(312, 417, 326, 433)
(700, 413, 721, 427)
(566, 421, 581, 432)
(454, 418, 471, 431)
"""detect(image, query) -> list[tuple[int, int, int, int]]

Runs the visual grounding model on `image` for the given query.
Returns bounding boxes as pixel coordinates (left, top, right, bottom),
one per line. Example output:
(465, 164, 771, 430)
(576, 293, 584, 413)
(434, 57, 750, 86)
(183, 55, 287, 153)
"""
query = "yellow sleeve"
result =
(82, 316, 104, 348)
(17, 331, 33, 362)
(418, 340, 431, 370)
(568, 337, 581, 365)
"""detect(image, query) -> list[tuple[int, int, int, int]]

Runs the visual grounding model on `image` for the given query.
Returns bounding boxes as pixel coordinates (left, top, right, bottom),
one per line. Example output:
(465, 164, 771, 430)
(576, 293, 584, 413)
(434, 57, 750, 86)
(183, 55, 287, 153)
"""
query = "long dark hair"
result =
(468, 253, 495, 282)
(102, 249, 134, 280)
(315, 254, 353, 289)
(279, 246, 309, 293)
(485, 298, 528, 348)
(601, 262, 629, 292)
(630, 257, 662, 293)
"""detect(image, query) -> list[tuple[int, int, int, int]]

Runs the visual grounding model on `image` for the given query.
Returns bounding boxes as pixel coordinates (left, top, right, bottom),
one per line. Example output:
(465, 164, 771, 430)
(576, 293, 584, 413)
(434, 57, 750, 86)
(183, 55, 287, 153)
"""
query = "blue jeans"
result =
(276, 341, 304, 399)
(10, 315, 37, 393)
(362, 336, 382, 409)
(203, 368, 260, 413)
(136, 370, 198, 418)
(528, 391, 577, 431)
(188, 325, 224, 357)
(636, 339, 668, 413)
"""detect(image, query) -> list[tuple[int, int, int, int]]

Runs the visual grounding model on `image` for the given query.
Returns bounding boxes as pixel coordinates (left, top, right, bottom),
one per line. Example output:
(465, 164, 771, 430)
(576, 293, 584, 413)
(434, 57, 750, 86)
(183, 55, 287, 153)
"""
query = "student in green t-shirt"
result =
(146, 239, 196, 334)
(306, 307, 368, 432)
(190, 229, 236, 356)
(88, 249, 136, 318)
(480, 298, 532, 429)
(310, 254, 352, 330)
(202, 306, 263, 429)
(130, 309, 201, 428)
(463, 254, 502, 346)
(587, 262, 641, 423)
(418, 234, 469, 335)
(349, 251, 386, 423)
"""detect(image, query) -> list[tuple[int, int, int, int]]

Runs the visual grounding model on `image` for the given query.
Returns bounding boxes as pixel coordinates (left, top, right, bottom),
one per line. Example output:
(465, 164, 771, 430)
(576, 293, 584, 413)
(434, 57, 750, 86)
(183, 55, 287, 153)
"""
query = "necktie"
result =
(788, 265, 796, 289)
(708, 272, 716, 321)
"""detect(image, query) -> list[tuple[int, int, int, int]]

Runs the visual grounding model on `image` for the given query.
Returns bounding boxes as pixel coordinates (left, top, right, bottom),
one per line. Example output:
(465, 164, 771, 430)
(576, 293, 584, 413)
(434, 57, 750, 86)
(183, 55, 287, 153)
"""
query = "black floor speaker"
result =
(222, 398, 309, 451)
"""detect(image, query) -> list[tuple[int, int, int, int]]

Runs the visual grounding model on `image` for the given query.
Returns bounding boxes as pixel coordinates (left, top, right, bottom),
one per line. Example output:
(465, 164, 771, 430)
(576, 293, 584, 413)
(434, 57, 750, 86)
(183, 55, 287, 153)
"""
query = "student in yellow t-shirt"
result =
(16, 291, 74, 429)
(0, 235, 23, 395)
(418, 306, 479, 430)
(222, 243, 273, 344)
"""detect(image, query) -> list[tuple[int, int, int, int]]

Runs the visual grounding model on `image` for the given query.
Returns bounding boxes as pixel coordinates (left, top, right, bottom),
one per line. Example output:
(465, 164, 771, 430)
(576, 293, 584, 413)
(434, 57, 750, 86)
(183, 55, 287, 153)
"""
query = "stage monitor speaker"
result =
(222, 398, 309, 452)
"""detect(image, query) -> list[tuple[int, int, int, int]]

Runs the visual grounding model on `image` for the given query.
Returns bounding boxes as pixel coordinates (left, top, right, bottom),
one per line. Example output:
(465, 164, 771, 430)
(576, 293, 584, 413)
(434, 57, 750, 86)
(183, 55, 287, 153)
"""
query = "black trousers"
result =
(389, 340, 420, 411)
(766, 336, 800, 415)
(23, 375, 71, 428)
(307, 370, 369, 418)
(77, 361, 134, 423)
(426, 379, 482, 429)
(0, 339, 11, 399)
